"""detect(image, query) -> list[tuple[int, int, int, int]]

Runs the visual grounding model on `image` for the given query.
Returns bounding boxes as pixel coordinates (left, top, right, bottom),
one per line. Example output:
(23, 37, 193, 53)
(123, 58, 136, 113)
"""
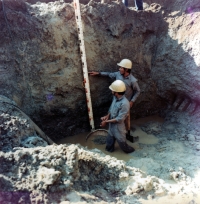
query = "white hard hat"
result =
(117, 59, 132, 69)
(109, 80, 126, 92)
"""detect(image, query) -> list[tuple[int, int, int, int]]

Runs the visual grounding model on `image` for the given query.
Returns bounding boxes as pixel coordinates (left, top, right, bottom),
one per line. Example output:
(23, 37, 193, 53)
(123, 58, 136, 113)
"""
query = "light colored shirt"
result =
(109, 95, 130, 123)
(100, 71, 140, 102)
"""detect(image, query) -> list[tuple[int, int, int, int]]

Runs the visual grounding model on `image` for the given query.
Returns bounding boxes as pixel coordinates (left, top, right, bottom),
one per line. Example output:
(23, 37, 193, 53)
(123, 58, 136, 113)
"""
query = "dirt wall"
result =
(0, 0, 199, 139)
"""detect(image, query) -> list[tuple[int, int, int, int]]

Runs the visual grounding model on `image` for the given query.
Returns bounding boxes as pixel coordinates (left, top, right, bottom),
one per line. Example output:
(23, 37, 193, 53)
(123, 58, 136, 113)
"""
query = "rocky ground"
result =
(0, 97, 200, 203)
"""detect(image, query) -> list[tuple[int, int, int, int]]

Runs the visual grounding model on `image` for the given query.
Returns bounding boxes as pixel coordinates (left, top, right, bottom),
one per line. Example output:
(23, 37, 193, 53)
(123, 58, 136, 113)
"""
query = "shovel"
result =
(126, 111, 139, 143)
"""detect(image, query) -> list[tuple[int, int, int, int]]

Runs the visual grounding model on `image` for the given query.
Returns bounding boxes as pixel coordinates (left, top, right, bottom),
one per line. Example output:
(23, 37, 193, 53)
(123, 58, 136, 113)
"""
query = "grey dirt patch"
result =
(92, 135, 107, 145)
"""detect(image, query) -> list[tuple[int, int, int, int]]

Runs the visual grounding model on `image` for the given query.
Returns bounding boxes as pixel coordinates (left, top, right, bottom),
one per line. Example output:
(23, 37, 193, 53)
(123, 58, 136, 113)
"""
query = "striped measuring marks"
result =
(74, 0, 95, 130)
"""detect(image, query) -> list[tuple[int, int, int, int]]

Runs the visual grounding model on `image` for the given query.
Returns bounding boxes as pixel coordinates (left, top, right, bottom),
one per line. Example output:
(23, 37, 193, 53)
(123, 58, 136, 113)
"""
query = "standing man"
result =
(135, 0, 143, 10)
(100, 80, 135, 153)
(122, 0, 128, 7)
(89, 59, 140, 141)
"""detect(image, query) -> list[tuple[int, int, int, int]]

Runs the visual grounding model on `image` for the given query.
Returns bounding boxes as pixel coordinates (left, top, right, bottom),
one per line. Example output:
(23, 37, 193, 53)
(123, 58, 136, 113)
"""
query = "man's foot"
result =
(105, 147, 114, 152)
(126, 134, 139, 143)
(127, 147, 135, 153)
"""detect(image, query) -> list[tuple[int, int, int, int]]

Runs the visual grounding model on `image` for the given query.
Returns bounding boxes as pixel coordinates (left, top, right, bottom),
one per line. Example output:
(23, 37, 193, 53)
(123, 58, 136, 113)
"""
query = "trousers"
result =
(135, 0, 143, 10)
(106, 134, 135, 153)
(106, 122, 135, 154)
(123, 0, 128, 7)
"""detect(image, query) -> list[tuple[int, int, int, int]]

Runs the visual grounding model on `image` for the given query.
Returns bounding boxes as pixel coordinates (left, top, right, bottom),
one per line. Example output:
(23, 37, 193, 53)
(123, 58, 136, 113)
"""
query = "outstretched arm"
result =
(88, 71, 100, 76)
(89, 71, 118, 80)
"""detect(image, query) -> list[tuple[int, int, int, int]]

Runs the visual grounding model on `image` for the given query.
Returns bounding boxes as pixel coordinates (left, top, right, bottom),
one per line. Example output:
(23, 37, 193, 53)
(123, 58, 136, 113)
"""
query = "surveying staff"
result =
(89, 59, 140, 139)
(100, 80, 135, 153)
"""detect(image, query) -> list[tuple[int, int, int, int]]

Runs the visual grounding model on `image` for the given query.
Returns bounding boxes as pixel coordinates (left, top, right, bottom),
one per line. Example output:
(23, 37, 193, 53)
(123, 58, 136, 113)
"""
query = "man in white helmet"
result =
(89, 59, 140, 142)
(100, 80, 135, 153)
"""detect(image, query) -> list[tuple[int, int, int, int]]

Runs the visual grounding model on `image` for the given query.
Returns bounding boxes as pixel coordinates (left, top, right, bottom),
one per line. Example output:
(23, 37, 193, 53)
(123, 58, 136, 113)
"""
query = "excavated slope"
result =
(0, 0, 199, 138)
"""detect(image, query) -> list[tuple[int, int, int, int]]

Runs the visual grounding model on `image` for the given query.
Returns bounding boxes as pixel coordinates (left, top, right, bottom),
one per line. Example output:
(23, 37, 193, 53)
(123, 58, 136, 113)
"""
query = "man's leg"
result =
(106, 134, 116, 152)
(117, 139, 135, 153)
(125, 114, 129, 131)
(135, 0, 143, 10)
(114, 124, 135, 153)
(125, 111, 139, 143)
(123, 0, 128, 7)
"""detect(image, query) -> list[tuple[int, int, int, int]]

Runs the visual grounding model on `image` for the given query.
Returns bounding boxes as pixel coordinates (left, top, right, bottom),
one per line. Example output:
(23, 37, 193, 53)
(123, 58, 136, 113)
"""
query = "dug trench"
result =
(0, 0, 200, 203)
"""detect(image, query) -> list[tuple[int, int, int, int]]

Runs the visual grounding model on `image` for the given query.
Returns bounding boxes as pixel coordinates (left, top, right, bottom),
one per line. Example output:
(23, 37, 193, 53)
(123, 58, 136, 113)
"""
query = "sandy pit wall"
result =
(0, 0, 199, 140)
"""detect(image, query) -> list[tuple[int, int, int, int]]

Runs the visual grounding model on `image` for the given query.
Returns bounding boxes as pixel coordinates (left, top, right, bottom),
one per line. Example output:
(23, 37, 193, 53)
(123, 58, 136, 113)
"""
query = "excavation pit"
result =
(0, 0, 200, 203)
